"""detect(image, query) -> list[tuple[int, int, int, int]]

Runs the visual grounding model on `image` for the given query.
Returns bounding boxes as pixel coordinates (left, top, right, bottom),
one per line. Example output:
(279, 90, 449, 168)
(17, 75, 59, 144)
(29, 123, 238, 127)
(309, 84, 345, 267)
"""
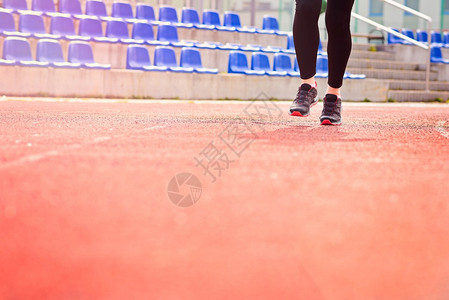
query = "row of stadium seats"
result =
(1, 0, 287, 35)
(387, 28, 449, 64)
(0, 10, 292, 53)
(388, 28, 449, 47)
(0, 36, 110, 68)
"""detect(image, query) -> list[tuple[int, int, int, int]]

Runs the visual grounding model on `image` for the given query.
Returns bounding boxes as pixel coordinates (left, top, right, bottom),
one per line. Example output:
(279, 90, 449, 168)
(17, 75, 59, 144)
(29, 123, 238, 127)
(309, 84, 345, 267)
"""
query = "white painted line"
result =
(0, 125, 167, 169)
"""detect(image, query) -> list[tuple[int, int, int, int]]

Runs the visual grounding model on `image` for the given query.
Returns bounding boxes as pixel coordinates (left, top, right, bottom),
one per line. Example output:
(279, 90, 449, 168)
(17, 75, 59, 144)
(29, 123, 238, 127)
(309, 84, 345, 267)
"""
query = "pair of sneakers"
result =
(289, 83, 342, 125)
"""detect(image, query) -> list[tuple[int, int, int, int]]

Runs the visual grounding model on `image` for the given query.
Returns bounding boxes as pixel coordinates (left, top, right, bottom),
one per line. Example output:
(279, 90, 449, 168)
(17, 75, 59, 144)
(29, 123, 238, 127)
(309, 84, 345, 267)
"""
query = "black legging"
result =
(293, 0, 355, 88)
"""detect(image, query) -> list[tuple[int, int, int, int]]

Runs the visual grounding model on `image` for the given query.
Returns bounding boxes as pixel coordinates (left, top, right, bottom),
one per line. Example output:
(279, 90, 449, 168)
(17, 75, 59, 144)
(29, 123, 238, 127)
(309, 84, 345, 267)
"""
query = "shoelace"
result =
(295, 88, 310, 105)
(323, 100, 337, 115)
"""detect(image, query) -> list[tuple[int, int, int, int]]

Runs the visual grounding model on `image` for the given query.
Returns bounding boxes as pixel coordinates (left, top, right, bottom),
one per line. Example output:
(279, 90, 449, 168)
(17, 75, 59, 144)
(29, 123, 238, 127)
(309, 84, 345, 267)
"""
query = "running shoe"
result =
(289, 83, 318, 117)
(320, 94, 342, 125)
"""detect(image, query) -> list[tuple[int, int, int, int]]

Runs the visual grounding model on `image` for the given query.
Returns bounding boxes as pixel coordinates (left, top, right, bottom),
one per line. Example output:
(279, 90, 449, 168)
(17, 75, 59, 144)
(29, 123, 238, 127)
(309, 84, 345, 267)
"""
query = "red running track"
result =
(1, 99, 449, 300)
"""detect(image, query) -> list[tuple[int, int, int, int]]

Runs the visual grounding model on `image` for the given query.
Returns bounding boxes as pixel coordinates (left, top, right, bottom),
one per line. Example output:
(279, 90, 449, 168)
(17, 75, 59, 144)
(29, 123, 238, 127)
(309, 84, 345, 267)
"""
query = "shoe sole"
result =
(289, 98, 318, 117)
(321, 119, 341, 126)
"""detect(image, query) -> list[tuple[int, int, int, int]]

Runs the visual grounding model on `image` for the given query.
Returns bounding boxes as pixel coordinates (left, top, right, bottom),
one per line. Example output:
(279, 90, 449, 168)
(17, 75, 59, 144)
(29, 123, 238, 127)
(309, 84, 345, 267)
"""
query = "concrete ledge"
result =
(0, 66, 389, 101)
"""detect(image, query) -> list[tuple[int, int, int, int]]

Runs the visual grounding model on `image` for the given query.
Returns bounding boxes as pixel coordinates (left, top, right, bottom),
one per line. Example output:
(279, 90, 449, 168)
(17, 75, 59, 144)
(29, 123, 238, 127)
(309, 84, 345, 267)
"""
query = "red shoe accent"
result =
(290, 111, 307, 117)
(321, 119, 341, 126)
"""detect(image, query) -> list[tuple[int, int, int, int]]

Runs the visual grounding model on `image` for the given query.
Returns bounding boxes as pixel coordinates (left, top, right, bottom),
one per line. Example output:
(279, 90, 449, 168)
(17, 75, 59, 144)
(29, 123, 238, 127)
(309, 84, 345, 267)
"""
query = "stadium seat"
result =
(273, 53, 299, 77)
(293, 58, 300, 73)
(259, 15, 288, 35)
(444, 32, 449, 48)
(68, 41, 111, 69)
(136, 4, 160, 24)
(59, 0, 83, 15)
(111, 2, 140, 23)
(431, 31, 443, 47)
(156, 24, 195, 47)
(153, 46, 194, 73)
(132, 22, 168, 46)
(227, 51, 264, 75)
(3, 0, 29, 11)
(430, 46, 449, 64)
(202, 10, 235, 31)
(126, 45, 167, 71)
(416, 30, 429, 43)
(50, 15, 89, 40)
(78, 17, 117, 42)
(223, 12, 255, 33)
(181, 7, 214, 30)
(159, 6, 192, 28)
(32, 0, 56, 15)
(85, 0, 113, 20)
(180, 47, 218, 74)
(282, 33, 296, 54)
(36, 39, 81, 68)
(316, 55, 328, 78)
(2, 37, 49, 67)
(105, 19, 136, 43)
(400, 28, 415, 45)
(251, 52, 286, 76)
(0, 9, 30, 37)
(19, 12, 60, 38)
(387, 28, 403, 44)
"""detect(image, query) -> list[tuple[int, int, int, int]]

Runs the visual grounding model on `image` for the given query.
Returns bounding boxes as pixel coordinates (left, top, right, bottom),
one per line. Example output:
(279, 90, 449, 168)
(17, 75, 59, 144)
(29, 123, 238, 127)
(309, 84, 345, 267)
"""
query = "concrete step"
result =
(347, 58, 424, 71)
(349, 50, 396, 61)
(324, 42, 377, 52)
(346, 68, 439, 81)
(387, 90, 449, 102)
(388, 80, 449, 91)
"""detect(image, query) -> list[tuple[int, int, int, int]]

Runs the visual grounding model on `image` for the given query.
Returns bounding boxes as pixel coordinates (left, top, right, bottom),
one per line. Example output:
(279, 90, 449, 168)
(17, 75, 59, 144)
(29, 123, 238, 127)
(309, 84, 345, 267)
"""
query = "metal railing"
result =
(352, 0, 433, 91)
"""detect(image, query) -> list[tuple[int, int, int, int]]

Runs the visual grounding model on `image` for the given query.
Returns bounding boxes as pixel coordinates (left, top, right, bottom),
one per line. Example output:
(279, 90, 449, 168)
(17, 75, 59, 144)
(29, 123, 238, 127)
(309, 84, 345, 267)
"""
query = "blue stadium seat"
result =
(156, 24, 194, 47)
(400, 28, 415, 45)
(19, 12, 60, 38)
(3, 0, 29, 11)
(111, 2, 140, 23)
(68, 41, 111, 69)
(228, 51, 264, 75)
(316, 55, 328, 78)
(387, 28, 403, 44)
(132, 22, 168, 45)
(259, 15, 288, 35)
(136, 4, 160, 24)
(36, 39, 81, 68)
(431, 31, 443, 47)
(273, 53, 299, 77)
(416, 30, 428, 43)
(223, 12, 255, 33)
(78, 17, 117, 42)
(430, 46, 449, 64)
(444, 32, 449, 48)
(50, 15, 89, 40)
(293, 58, 299, 73)
(202, 10, 235, 32)
(159, 6, 192, 28)
(85, 0, 113, 21)
(181, 7, 214, 30)
(180, 47, 218, 74)
(32, 0, 56, 15)
(2, 37, 49, 67)
(59, 0, 83, 15)
(126, 45, 167, 71)
(0, 9, 30, 37)
(105, 19, 135, 43)
(284, 33, 296, 54)
(153, 46, 194, 73)
(251, 52, 286, 76)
